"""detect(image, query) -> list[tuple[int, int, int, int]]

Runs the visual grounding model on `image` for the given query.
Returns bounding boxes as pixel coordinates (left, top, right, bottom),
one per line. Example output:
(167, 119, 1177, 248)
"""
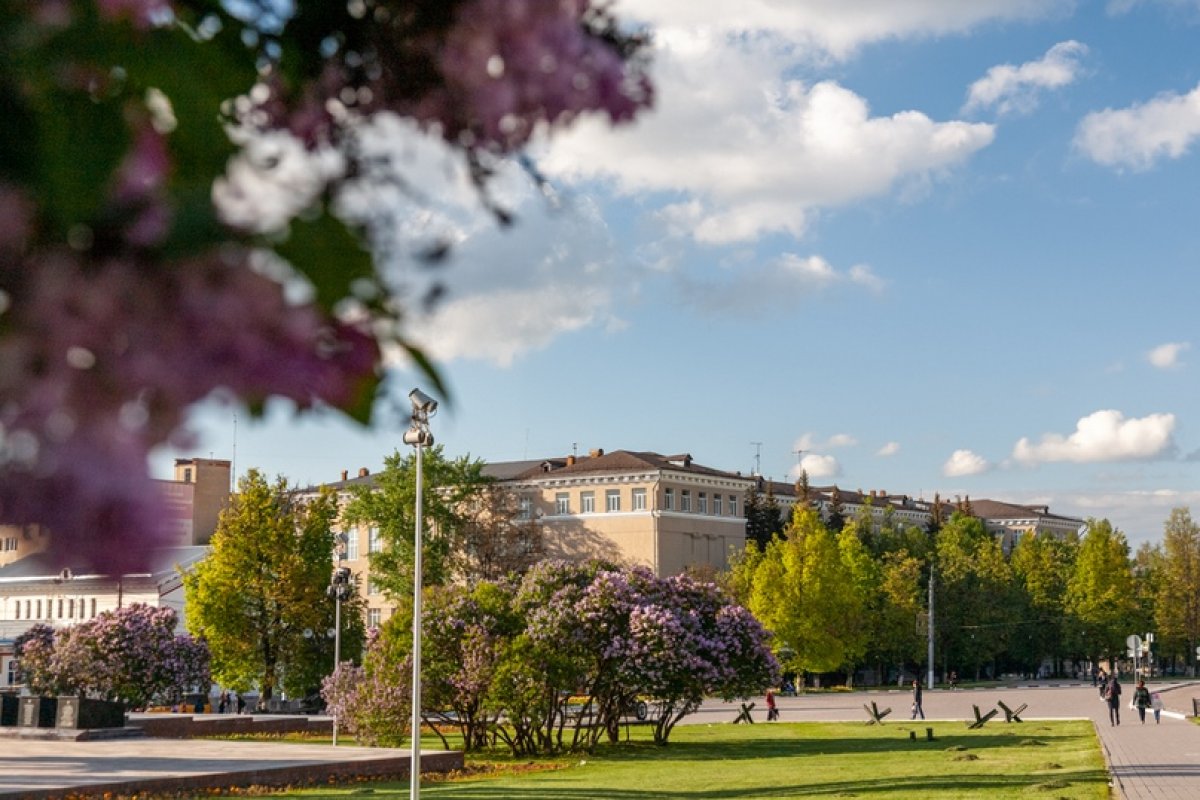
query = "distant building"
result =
(0, 458, 230, 688)
(318, 449, 755, 627)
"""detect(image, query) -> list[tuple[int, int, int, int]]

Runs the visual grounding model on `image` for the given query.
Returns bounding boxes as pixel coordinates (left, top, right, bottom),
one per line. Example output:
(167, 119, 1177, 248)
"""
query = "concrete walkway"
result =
(693, 680, 1200, 800)
(0, 735, 462, 799)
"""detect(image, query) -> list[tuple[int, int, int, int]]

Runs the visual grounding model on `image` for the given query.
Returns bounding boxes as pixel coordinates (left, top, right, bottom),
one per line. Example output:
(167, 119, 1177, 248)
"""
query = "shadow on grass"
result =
(421, 769, 1110, 798)
(584, 726, 1087, 763)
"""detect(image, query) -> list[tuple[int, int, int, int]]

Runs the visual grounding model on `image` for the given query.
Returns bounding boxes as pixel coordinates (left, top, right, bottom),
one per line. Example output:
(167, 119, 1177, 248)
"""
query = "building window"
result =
(57, 599, 63, 618)
(555, 492, 570, 515)
(714, 495, 723, 516)
(36, 600, 42, 619)
(698, 492, 707, 514)
(632, 488, 647, 511)
(367, 608, 382, 628)
(368, 526, 382, 554)
(68, 599, 75, 619)
(681, 490, 691, 512)
(90, 598, 97, 618)
(606, 489, 621, 512)
(183, 468, 192, 483)
(729, 495, 738, 516)
(13, 602, 19, 621)
(345, 529, 359, 560)
(518, 496, 532, 520)
(664, 488, 674, 511)
(6, 658, 15, 686)
(581, 491, 595, 513)
(368, 579, 380, 595)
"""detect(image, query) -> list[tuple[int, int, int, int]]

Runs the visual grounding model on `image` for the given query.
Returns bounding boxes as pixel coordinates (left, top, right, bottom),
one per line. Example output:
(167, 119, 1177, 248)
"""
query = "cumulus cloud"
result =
(943, 449, 991, 477)
(793, 453, 842, 479)
(1012, 409, 1178, 464)
(795, 432, 858, 451)
(615, 0, 1070, 60)
(337, 114, 627, 367)
(1147, 341, 1190, 369)
(877, 441, 901, 457)
(540, 32, 995, 245)
(1073, 82, 1200, 170)
(963, 40, 1088, 116)
(670, 253, 884, 315)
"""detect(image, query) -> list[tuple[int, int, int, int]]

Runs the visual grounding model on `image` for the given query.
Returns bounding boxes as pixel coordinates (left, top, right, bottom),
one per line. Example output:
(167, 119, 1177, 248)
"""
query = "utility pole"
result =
(927, 562, 935, 690)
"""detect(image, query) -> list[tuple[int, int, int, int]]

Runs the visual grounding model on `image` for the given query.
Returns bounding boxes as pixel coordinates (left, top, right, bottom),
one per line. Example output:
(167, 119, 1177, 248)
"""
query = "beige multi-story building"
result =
(321, 449, 755, 627)
(967, 498, 1087, 553)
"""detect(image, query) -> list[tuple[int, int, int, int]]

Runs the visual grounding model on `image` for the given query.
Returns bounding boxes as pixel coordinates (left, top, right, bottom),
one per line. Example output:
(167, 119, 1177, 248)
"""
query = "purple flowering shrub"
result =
(13, 604, 211, 707)
(0, 1, 652, 574)
(363, 560, 779, 754)
(320, 628, 412, 747)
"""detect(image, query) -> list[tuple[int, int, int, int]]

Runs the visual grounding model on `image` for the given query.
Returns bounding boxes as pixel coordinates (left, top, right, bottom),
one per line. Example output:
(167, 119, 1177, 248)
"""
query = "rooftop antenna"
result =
(793, 449, 805, 474)
(572, 442, 578, 458)
(750, 442, 763, 476)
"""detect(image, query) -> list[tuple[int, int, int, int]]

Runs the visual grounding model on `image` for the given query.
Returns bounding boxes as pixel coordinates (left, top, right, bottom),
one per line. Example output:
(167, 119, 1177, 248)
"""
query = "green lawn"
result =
(275, 720, 1108, 799)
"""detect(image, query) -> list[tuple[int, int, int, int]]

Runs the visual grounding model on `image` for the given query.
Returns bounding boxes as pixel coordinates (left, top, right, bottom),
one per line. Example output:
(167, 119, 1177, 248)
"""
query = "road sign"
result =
(1127, 634, 1142, 651)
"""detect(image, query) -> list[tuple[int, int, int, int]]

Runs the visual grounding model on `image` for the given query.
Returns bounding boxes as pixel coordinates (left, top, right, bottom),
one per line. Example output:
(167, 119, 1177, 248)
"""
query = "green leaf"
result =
(274, 209, 374, 313)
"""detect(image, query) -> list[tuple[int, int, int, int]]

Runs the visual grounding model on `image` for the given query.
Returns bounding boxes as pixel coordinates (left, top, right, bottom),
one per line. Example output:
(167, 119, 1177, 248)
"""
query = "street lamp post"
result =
(327, 565, 353, 746)
(403, 388, 437, 800)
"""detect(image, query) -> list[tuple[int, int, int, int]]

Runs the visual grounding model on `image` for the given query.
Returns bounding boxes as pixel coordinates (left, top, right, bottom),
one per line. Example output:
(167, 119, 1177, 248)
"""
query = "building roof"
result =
(968, 499, 1085, 526)
(499, 449, 752, 483)
(0, 546, 208, 582)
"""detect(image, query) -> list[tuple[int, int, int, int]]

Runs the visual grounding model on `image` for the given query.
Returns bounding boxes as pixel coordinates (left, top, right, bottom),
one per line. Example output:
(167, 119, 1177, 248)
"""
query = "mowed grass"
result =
(276, 720, 1108, 799)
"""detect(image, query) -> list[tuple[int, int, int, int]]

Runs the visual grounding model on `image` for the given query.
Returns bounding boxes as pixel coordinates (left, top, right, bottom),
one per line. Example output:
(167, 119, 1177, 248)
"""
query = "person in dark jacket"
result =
(911, 679, 925, 720)
(1132, 680, 1152, 724)
(1105, 675, 1122, 726)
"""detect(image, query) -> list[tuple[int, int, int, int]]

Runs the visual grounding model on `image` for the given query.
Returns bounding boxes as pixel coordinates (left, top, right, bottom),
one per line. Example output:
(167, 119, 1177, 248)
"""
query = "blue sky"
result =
(158, 0, 1200, 548)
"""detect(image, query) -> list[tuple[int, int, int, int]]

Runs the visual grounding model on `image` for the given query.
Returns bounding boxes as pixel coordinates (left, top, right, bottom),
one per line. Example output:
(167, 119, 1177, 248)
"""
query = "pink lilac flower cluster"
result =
(13, 604, 211, 707)
(320, 637, 412, 746)
(0, 1, 650, 575)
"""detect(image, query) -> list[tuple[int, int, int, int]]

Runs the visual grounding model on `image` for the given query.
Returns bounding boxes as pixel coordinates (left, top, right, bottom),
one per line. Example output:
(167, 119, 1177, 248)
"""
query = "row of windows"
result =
(339, 526, 384, 561)
(533, 487, 739, 517)
(2, 537, 17, 551)
(9, 597, 98, 621)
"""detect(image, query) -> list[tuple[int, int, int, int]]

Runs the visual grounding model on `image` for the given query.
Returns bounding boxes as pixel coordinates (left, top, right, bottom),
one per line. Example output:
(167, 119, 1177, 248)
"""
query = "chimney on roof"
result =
(341, 470, 348, 481)
(358, 467, 369, 478)
(566, 455, 576, 466)
(589, 448, 604, 458)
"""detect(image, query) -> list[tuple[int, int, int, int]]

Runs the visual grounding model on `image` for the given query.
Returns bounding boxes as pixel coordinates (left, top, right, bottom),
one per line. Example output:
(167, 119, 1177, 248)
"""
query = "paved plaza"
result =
(2, 683, 1199, 798)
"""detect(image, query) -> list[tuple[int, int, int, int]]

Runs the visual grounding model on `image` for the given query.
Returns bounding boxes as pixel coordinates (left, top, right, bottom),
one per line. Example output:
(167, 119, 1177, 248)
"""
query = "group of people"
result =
(216, 691, 247, 715)
(1100, 674, 1161, 726)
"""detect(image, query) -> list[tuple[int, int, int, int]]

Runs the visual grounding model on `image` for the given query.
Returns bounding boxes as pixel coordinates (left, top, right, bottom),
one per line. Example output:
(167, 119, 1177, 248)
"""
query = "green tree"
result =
(1010, 531, 1078, 677)
(1065, 518, 1137, 667)
(1154, 508, 1200, 672)
(185, 471, 363, 704)
(742, 506, 866, 682)
(934, 513, 1014, 680)
(342, 446, 491, 598)
(743, 480, 784, 550)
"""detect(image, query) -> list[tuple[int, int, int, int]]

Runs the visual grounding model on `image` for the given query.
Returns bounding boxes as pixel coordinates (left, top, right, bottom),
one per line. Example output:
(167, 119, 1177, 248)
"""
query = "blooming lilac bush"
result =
(320, 628, 412, 747)
(0, 1, 652, 574)
(365, 560, 778, 755)
(13, 604, 211, 707)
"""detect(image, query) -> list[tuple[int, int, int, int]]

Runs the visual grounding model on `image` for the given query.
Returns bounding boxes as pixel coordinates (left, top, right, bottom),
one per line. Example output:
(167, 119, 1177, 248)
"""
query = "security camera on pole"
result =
(404, 388, 437, 800)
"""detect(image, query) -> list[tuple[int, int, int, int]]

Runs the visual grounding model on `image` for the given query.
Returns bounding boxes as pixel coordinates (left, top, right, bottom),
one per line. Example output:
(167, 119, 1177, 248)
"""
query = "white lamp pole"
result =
(404, 388, 437, 800)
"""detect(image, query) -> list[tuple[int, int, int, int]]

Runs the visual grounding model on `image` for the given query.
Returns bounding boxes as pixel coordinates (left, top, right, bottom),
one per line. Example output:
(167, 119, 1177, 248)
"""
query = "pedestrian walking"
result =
(1151, 691, 1163, 724)
(911, 679, 924, 720)
(218, 691, 228, 715)
(1105, 674, 1122, 726)
(766, 689, 779, 721)
(236, 693, 246, 715)
(949, 670, 958, 690)
(1132, 680, 1152, 724)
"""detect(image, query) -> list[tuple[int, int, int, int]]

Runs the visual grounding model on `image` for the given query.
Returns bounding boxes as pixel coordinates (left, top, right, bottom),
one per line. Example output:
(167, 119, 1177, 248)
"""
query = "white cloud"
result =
(877, 441, 901, 457)
(1073, 82, 1200, 170)
(943, 449, 991, 477)
(793, 454, 842, 479)
(615, 0, 1071, 60)
(671, 253, 883, 316)
(1147, 341, 1191, 369)
(963, 40, 1088, 116)
(795, 432, 858, 451)
(540, 32, 995, 245)
(336, 114, 628, 368)
(1012, 409, 1178, 464)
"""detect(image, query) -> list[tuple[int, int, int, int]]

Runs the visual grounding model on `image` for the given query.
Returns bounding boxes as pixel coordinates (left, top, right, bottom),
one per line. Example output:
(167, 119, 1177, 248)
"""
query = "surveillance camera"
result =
(409, 388, 438, 414)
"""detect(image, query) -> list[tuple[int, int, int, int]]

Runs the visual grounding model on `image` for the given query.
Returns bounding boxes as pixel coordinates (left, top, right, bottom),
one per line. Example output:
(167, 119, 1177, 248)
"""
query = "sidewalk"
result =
(1090, 683, 1200, 800)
